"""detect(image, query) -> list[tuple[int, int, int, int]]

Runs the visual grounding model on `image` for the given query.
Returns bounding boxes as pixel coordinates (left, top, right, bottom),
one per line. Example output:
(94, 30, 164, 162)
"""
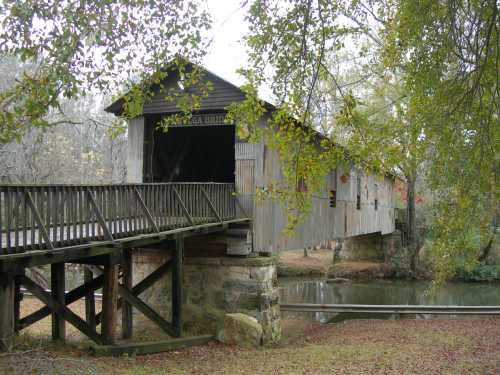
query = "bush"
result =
(456, 264, 500, 282)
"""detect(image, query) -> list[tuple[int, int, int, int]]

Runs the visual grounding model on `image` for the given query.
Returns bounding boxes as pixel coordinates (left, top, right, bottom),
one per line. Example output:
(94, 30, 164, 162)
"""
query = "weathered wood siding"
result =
(126, 117, 145, 183)
(252, 119, 395, 252)
(235, 143, 257, 216)
(118, 66, 395, 254)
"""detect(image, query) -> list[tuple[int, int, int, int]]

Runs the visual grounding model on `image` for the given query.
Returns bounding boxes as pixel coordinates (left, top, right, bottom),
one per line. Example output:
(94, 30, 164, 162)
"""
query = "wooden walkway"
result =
(0, 182, 245, 255)
(0, 182, 249, 353)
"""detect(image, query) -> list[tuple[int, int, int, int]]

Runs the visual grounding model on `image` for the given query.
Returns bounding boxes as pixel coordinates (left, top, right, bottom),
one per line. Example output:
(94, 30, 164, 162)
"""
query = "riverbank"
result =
(2, 315, 499, 374)
(277, 249, 394, 279)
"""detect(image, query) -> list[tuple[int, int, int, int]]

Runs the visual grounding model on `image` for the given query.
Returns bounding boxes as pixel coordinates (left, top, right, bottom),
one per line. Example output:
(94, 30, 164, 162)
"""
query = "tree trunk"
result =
(406, 174, 418, 272)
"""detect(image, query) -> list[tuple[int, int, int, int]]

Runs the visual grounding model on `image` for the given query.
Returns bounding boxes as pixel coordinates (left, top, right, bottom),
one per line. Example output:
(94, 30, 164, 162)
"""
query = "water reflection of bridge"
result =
(0, 183, 249, 353)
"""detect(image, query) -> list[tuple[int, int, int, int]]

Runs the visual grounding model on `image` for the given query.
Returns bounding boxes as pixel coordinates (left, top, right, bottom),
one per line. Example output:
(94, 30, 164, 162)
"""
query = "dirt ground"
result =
(1, 297, 500, 375)
(277, 248, 334, 277)
(277, 249, 389, 279)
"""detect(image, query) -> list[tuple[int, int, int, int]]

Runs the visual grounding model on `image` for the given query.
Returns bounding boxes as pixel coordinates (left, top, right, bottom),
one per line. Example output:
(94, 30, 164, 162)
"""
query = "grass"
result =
(2, 298, 500, 374)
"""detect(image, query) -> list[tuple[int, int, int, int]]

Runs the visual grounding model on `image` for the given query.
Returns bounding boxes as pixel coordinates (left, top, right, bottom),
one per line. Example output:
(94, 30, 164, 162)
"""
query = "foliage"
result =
(382, 0, 500, 281)
(232, 0, 499, 279)
(456, 264, 500, 282)
(0, 0, 211, 142)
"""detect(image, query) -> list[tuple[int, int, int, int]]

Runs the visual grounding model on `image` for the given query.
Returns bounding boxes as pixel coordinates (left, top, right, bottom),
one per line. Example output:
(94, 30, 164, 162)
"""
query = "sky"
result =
(203, 1, 249, 88)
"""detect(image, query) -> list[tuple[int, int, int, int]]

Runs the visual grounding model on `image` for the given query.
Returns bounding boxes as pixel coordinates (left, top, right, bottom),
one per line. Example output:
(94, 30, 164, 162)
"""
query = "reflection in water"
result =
(279, 279, 500, 323)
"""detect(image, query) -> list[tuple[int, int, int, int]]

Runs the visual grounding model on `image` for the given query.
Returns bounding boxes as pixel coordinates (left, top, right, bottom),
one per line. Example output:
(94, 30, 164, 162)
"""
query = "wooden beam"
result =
(18, 274, 104, 330)
(0, 219, 251, 271)
(84, 268, 96, 331)
(118, 284, 177, 337)
(101, 262, 118, 344)
(200, 187, 223, 223)
(86, 189, 114, 242)
(172, 187, 194, 226)
(51, 262, 66, 342)
(20, 275, 105, 344)
(0, 273, 15, 351)
(134, 187, 159, 232)
(14, 274, 23, 333)
(172, 237, 183, 337)
(0, 246, 118, 272)
(121, 249, 133, 339)
(25, 191, 54, 250)
(95, 258, 172, 325)
(90, 335, 213, 357)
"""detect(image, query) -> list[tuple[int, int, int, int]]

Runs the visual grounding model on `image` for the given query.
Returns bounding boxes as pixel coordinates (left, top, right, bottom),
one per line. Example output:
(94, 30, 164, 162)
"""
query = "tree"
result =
(231, 0, 499, 279)
(382, 0, 499, 280)
(0, 0, 211, 142)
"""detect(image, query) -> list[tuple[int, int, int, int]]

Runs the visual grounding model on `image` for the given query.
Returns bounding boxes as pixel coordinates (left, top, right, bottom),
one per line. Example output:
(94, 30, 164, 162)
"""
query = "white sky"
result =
(203, 1, 249, 87)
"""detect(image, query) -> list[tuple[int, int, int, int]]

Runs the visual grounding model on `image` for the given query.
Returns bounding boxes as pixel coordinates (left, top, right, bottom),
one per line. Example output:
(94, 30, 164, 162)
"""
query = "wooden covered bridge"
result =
(0, 182, 249, 352)
(1, 60, 399, 353)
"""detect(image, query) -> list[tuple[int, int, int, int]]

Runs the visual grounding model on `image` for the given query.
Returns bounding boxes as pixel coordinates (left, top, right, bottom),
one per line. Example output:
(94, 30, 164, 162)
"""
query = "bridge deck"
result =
(0, 183, 247, 257)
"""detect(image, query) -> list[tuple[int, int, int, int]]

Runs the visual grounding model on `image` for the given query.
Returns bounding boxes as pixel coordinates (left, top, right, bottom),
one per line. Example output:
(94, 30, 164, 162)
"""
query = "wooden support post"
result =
(122, 249, 133, 339)
(102, 260, 118, 344)
(0, 273, 15, 351)
(13, 274, 23, 333)
(51, 263, 66, 342)
(84, 267, 96, 331)
(172, 237, 183, 337)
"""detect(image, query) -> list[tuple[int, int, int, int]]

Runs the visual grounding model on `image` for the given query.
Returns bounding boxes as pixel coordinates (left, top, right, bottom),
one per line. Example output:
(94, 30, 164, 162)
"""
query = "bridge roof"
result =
(105, 60, 275, 116)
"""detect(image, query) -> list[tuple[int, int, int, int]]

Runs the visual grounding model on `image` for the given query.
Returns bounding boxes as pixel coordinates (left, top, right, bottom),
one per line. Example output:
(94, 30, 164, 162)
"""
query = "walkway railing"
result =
(0, 183, 239, 254)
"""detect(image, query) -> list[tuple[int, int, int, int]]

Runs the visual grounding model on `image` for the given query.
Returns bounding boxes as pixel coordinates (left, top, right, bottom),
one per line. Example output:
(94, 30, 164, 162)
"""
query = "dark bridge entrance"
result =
(144, 114, 235, 184)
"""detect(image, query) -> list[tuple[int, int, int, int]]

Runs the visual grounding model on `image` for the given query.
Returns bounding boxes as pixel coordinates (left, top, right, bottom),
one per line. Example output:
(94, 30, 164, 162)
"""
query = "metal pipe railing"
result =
(280, 303, 500, 315)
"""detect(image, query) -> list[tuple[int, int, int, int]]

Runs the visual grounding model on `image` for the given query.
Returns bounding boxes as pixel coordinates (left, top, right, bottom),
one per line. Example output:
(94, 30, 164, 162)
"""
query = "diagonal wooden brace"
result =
(20, 275, 105, 344)
(18, 274, 104, 330)
(118, 284, 178, 338)
(25, 190, 54, 249)
(86, 189, 115, 242)
(200, 187, 223, 223)
(134, 187, 160, 232)
(172, 187, 195, 226)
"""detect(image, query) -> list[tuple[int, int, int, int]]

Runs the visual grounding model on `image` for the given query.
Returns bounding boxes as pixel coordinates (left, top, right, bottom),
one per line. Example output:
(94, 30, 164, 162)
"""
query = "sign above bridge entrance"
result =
(168, 113, 227, 127)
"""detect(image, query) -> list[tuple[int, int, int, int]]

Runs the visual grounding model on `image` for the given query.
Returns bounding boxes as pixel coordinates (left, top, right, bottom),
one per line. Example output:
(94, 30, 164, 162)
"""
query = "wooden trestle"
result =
(0, 182, 249, 353)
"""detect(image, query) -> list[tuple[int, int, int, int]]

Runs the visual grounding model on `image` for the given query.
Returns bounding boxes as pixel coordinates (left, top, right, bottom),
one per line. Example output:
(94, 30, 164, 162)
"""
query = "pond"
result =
(279, 278, 500, 323)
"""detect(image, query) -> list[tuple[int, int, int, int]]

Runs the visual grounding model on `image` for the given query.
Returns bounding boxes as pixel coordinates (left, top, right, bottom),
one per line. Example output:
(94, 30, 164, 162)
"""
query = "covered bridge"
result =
(106, 62, 396, 254)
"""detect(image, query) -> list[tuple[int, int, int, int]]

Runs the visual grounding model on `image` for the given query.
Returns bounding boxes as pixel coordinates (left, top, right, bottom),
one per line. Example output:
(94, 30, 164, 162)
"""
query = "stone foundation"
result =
(132, 248, 281, 346)
(338, 231, 402, 262)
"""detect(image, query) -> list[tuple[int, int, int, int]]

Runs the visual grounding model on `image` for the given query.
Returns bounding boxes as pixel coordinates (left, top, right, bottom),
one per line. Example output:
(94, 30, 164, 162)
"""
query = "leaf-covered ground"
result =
(2, 314, 500, 375)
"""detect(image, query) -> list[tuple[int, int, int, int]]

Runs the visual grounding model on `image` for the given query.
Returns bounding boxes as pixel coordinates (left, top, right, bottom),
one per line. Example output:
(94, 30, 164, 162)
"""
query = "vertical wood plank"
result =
(51, 262, 66, 342)
(0, 273, 14, 351)
(172, 237, 183, 337)
(121, 249, 133, 339)
(13, 273, 23, 333)
(84, 268, 96, 331)
(102, 260, 118, 344)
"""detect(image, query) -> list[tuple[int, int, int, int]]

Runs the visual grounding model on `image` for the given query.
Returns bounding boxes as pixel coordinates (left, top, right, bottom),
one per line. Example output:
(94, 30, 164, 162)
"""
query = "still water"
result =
(279, 278, 500, 322)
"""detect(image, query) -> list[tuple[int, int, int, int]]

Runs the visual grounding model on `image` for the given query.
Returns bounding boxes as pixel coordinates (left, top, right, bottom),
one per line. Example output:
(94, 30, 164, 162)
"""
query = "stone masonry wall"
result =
(132, 249, 281, 346)
(338, 231, 402, 262)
